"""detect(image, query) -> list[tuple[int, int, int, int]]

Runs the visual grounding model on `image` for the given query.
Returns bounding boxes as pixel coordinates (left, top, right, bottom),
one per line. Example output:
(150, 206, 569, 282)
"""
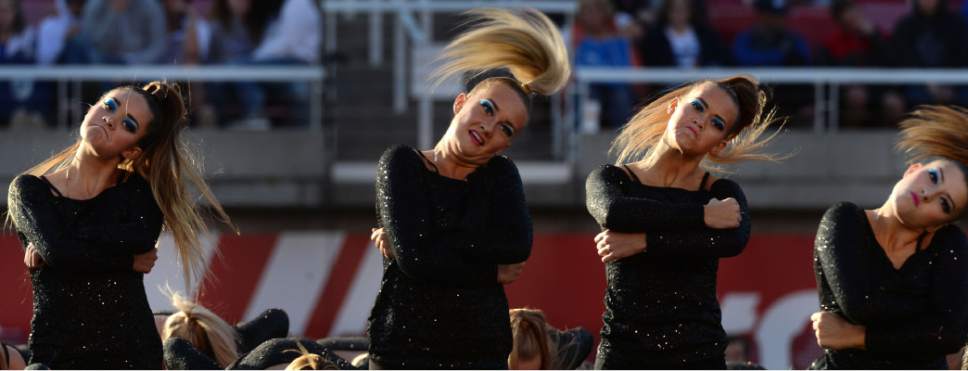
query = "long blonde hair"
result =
(434, 8, 570, 97)
(163, 291, 239, 368)
(18, 81, 234, 288)
(509, 308, 555, 370)
(610, 76, 786, 172)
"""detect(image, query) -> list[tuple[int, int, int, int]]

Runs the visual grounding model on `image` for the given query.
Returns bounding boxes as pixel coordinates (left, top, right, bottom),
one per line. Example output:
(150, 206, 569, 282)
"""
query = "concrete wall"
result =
(0, 130, 330, 207)
(0, 129, 906, 210)
(575, 130, 905, 210)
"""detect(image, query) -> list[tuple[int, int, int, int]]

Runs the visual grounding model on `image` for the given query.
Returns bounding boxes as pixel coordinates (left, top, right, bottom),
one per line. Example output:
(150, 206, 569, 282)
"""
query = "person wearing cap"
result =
(732, 0, 811, 66)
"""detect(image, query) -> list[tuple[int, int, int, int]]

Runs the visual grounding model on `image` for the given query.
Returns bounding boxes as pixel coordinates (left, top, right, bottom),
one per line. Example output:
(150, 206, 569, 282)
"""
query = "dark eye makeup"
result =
(480, 99, 495, 115)
(103, 97, 118, 112)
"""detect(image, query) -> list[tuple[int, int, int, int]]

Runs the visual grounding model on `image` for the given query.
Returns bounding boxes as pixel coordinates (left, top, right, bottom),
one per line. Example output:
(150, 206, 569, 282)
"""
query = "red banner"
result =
(0, 233, 822, 368)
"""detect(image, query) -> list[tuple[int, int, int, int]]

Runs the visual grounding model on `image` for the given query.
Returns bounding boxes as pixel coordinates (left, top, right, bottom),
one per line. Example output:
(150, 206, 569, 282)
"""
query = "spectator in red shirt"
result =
(819, 0, 889, 127)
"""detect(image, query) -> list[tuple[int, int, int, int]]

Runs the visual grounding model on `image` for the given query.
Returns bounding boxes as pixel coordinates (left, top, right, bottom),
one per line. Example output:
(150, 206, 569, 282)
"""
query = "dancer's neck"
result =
(54, 146, 122, 199)
(867, 204, 924, 254)
(424, 145, 479, 181)
(634, 146, 706, 189)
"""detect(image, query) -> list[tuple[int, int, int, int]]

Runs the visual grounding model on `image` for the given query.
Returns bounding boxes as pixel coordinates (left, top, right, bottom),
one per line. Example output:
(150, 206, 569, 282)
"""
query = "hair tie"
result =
(183, 309, 197, 321)
(143, 86, 165, 104)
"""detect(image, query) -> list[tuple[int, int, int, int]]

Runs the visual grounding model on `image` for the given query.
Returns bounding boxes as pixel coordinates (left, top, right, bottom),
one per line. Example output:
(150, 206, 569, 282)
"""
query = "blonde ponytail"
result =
(132, 81, 235, 290)
(434, 8, 570, 96)
(164, 291, 240, 368)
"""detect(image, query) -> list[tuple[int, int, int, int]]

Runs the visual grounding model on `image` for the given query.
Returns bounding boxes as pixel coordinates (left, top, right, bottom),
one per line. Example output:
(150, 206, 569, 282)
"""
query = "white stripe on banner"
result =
(242, 232, 344, 333)
(329, 243, 384, 336)
(145, 233, 220, 312)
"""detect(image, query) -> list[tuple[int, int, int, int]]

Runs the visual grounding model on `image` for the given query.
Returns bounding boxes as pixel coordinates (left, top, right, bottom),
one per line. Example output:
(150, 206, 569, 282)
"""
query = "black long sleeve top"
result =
(549, 327, 594, 370)
(317, 337, 369, 369)
(811, 202, 968, 369)
(232, 338, 352, 370)
(367, 146, 532, 369)
(236, 308, 290, 355)
(163, 338, 221, 370)
(166, 337, 354, 370)
(7, 173, 163, 369)
(162, 308, 291, 369)
(585, 165, 751, 368)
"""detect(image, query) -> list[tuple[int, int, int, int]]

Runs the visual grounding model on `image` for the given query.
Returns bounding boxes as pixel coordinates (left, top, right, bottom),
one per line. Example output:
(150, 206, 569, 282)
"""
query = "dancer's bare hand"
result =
(132, 248, 158, 273)
(594, 230, 646, 263)
(497, 262, 525, 284)
(811, 311, 865, 350)
(371, 227, 393, 258)
(24, 243, 45, 268)
(704, 197, 741, 229)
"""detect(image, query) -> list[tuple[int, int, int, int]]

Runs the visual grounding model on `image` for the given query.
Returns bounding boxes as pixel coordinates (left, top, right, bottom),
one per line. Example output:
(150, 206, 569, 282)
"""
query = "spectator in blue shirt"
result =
(732, 0, 815, 127)
(732, 0, 811, 66)
(0, 0, 51, 128)
(574, 0, 637, 130)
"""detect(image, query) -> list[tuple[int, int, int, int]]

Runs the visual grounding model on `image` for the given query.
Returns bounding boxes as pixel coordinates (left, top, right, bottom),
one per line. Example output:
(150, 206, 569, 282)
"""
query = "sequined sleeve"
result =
(231, 338, 353, 370)
(456, 155, 532, 264)
(813, 202, 869, 323)
(7, 175, 134, 272)
(643, 179, 751, 258)
(815, 203, 968, 355)
(862, 225, 968, 355)
(585, 165, 705, 233)
(376, 146, 497, 287)
(163, 337, 221, 370)
(235, 308, 290, 354)
(72, 174, 163, 255)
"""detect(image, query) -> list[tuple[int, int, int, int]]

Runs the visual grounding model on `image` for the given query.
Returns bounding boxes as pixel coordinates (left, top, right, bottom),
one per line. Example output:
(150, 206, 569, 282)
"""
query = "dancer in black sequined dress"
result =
(810, 106, 968, 369)
(585, 76, 786, 369)
(7, 81, 233, 369)
(365, 8, 570, 369)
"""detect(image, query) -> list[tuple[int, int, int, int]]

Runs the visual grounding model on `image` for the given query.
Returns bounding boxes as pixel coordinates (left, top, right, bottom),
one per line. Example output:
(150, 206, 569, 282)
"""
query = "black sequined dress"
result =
(585, 165, 751, 369)
(367, 146, 532, 369)
(7, 173, 163, 369)
(811, 202, 968, 369)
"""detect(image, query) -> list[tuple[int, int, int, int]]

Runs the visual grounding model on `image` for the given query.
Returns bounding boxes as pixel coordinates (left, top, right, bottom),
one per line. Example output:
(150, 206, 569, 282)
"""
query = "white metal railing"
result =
(7, 65, 326, 130)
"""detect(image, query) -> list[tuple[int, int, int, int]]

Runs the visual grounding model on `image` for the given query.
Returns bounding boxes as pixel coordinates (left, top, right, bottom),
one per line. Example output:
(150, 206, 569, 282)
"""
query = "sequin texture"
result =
(7, 173, 163, 369)
(367, 146, 532, 369)
(585, 165, 751, 368)
(810, 202, 968, 369)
